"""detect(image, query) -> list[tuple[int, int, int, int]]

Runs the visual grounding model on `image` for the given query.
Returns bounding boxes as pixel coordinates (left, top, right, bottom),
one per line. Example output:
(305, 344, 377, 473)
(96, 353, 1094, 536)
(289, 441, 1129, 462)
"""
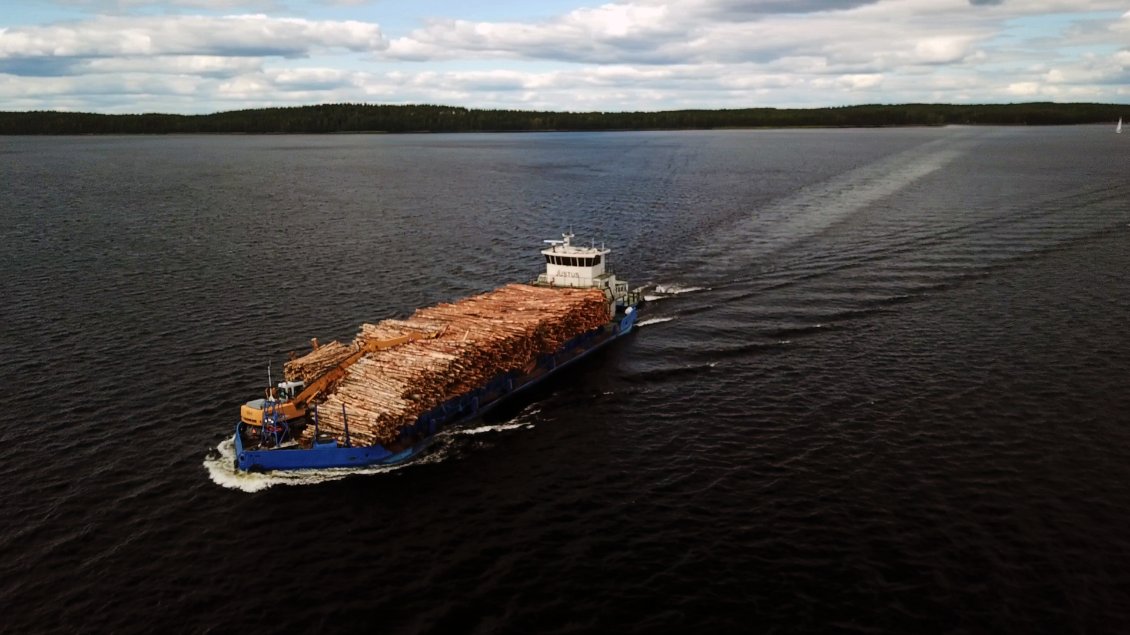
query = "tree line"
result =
(0, 102, 1124, 135)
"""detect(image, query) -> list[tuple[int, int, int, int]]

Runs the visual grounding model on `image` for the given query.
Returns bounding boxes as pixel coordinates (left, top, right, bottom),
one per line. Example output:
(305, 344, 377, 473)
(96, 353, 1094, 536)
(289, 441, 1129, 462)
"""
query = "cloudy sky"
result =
(2, 0, 1128, 114)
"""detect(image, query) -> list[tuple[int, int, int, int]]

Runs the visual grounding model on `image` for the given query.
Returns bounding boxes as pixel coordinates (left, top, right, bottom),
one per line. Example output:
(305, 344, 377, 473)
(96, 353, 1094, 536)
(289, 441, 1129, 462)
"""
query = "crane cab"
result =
(240, 380, 308, 427)
(239, 330, 436, 429)
(276, 380, 305, 401)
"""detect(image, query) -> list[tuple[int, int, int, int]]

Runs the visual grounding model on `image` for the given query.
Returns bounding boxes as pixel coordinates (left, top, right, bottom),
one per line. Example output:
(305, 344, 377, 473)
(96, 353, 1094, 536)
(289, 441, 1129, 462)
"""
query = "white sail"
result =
(1118, 117, 1123, 134)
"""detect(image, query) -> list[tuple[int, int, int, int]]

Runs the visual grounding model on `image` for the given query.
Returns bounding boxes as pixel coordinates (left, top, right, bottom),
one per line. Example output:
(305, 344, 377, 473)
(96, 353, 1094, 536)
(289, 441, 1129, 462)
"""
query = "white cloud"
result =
(51, 0, 285, 12)
(386, 3, 685, 64)
(84, 55, 263, 76)
(839, 73, 884, 90)
(216, 74, 273, 97)
(1006, 81, 1040, 96)
(913, 36, 975, 64)
(2, 0, 1129, 112)
(0, 14, 385, 59)
(383, 1, 997, 72)
(268, 66, 357, 91)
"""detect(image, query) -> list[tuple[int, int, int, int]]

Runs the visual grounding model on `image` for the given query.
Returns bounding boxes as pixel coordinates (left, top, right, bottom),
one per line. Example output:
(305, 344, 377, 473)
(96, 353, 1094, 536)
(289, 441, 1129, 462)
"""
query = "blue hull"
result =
(234, 307, 638, 472)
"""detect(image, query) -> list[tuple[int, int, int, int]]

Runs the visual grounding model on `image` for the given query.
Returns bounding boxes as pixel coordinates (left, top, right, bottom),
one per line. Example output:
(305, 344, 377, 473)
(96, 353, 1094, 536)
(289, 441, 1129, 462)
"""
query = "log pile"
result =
(307, 284, 610, 446)
(283, 340, 355, 384)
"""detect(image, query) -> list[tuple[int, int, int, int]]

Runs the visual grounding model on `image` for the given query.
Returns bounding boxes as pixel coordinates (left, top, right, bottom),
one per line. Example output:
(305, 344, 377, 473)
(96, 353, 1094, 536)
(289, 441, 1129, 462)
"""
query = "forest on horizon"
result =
(0, 102, 1125, 135)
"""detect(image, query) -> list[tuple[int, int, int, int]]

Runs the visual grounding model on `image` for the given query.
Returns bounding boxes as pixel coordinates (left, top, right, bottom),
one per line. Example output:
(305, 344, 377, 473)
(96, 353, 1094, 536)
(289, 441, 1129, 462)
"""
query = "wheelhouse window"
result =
(549, 255, 606, 267)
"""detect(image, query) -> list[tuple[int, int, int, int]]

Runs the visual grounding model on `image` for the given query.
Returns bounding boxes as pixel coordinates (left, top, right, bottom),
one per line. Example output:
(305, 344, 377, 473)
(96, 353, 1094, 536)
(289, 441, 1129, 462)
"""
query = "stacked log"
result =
(283, 340, 354, 384)
(309, 284, 610, 446)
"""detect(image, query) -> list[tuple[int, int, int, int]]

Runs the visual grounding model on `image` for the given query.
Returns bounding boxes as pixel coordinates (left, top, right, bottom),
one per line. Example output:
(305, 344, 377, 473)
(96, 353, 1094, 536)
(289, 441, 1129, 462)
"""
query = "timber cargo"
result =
(232, 233, 643, 472)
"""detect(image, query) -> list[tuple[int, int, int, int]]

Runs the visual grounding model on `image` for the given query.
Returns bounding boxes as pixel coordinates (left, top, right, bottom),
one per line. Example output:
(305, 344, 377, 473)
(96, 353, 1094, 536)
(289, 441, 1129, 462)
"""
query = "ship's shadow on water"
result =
(2, 127, 1130, 634)
(480, 342, 630, 425)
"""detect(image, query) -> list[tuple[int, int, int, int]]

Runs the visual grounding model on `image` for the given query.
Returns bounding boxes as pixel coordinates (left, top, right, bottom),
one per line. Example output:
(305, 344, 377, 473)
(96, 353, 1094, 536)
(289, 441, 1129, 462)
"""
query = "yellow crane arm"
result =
(291, 331, 432, 406)
(240, 330, 436, 427)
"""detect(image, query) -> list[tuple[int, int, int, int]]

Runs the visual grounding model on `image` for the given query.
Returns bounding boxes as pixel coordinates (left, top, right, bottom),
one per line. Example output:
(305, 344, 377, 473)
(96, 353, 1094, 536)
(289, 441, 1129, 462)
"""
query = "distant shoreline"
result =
(1, 102, 1125, 135)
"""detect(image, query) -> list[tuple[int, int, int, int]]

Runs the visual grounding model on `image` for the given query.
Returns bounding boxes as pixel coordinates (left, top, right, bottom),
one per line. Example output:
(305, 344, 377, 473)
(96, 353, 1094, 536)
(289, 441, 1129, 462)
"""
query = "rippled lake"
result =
(2, 126, 1129, 633)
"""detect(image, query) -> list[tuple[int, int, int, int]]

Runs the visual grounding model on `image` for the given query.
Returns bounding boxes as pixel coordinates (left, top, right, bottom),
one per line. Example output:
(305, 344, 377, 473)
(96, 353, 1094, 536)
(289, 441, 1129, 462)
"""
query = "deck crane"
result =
(239, 331, 437, 428)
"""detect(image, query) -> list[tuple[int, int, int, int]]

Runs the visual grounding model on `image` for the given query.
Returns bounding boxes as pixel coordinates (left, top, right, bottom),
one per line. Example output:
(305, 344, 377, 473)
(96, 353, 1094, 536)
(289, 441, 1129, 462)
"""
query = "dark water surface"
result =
(2, 127, 1129, 634)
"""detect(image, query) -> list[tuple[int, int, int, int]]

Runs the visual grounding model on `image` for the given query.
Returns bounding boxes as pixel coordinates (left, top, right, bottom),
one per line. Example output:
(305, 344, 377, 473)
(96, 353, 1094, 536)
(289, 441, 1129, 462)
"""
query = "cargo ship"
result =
(233, 233, 643, 472)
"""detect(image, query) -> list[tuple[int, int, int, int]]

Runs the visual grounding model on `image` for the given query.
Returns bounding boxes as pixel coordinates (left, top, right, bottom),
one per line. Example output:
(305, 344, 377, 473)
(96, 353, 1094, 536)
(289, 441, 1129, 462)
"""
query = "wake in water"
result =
(654, 284, 709, 296)
(202, 437, 441, 493)
(456, 421, 535, 435)
(457, 408, 539, 436)
(204, 405, 543, 492)
(637, 282, 711, 325)
(621, 136, 984, 346)
(680, 134, 977, 279)
(644, 284, 711, 302)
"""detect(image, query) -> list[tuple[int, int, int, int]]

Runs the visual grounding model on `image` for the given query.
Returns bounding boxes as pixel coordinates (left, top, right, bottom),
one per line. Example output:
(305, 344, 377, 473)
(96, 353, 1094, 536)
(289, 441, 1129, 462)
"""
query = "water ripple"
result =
(2, 127, 1129, 633)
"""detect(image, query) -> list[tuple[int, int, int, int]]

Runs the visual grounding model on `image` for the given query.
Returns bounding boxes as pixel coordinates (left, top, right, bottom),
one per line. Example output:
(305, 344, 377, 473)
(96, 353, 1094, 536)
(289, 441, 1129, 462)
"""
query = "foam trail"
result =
(655, 284, 709, 295)
(204, 402, 550, 491)
(639, 317, 675, 327)
(685, 135, 975, 269)
(457, 422, 534, 435)
(645, 284, 711, 301)
(203, 437, 447, 493)
(458, 403, 543, 435)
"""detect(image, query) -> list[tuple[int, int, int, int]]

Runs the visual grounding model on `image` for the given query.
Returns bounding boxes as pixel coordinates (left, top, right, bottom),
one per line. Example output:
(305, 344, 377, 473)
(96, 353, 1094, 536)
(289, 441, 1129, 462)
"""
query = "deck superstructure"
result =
(536, 232, 640, 315)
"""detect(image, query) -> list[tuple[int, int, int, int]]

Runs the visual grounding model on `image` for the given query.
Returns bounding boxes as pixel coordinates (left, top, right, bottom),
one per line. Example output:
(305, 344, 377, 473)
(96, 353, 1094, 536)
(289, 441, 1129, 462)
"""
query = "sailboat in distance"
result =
(1118, 117, 1123, 134)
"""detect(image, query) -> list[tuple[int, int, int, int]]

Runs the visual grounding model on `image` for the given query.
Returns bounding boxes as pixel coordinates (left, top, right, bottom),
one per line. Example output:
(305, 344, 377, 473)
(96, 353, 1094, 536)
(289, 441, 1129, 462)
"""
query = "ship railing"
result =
(261, 398, 290, 448)
(622, 290, 641, 307)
